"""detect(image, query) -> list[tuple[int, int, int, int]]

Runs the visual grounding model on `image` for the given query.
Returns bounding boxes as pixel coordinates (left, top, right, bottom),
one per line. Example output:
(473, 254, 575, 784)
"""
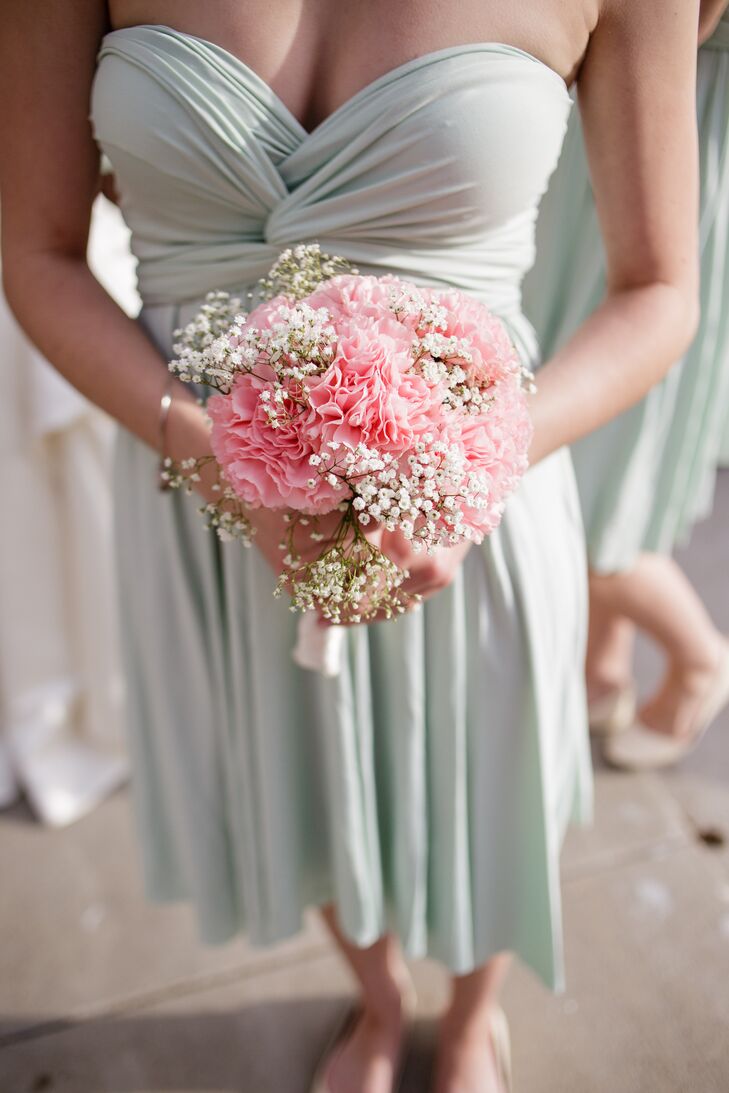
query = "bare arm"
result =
(0, 1, 317, 571)
(529, 0, 701, 463)
(0, 1, 206, 454)
(699, 0, 729, 43)
(390, 0, 701, 595)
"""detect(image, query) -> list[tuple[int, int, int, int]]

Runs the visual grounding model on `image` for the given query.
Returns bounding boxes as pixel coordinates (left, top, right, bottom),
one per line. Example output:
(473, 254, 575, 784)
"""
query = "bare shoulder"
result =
(575, 0, 700, 294)
(578, 0, 699, 100)
(0, 0, 109, 255)
(0, 0, 107, 67)
(590, 0, 698, 41)
(0, 0, 108, 143)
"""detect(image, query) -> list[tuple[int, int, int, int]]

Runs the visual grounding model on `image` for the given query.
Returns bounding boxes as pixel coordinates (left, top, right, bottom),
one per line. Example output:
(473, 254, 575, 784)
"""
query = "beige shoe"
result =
(588, 685, 636, 737)
(603, 641, 729, 771)
(490, 1006, 513, 1092)
(309, 972, 417, 1093)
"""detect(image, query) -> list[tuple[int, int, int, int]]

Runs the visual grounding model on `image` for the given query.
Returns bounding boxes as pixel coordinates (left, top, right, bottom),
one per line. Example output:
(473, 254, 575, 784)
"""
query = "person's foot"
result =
(434, 1011, 505, 1093)
(320, 995, 409, 1093)
(639, 637, 729, 739)
(585, 609, 636, 709)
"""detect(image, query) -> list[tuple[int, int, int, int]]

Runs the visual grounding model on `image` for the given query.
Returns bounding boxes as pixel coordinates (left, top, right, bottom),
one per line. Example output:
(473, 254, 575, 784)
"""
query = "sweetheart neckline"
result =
(102, 24, 569, 140)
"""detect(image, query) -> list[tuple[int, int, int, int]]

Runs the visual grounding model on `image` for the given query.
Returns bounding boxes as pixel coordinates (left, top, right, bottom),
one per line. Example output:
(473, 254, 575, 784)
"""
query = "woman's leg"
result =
(585, 589, 636, 702)
(589, 554, 726, 736)
(435, 954, 512, 1093)
(317, 904, 413, 1093)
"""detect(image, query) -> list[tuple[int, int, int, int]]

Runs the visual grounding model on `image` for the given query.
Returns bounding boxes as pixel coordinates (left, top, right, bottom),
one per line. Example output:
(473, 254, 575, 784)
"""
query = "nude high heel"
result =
(603, 639, 729, 771)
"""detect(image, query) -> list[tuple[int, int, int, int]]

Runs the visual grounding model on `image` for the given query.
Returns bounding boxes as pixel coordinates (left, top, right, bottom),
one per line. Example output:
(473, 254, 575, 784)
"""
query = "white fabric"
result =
(292, 613, 347, 677)
(0, 196, 139, 826)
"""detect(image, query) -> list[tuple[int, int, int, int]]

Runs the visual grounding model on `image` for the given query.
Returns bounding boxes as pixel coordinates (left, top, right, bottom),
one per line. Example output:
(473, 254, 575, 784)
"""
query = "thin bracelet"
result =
(158, 375, 175, 491)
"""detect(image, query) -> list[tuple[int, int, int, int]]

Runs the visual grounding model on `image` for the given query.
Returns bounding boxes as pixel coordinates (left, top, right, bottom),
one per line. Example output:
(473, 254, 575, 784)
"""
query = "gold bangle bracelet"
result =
(158, 375, 175, 491)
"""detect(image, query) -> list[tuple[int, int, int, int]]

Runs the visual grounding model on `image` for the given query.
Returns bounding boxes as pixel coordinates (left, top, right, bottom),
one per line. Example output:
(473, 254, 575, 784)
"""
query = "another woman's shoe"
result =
(602, 641, 729, 771)
(588, 684, 636, 737)
(309, 972, 417, 1093)
(490, 1006, 513, 1092)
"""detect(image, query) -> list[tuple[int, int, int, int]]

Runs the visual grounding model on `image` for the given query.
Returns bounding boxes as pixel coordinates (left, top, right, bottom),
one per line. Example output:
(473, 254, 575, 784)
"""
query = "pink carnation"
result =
(208, 372, 342, 513)
(455, 379, 533, 537)
(423, 287, 520, 385)
(306, 274, 406, 325)
(307, 320, 435, 453)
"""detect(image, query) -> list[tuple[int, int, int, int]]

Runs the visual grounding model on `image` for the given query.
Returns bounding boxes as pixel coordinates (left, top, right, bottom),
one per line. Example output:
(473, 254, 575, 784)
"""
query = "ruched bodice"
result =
(92, 26, 570, 342)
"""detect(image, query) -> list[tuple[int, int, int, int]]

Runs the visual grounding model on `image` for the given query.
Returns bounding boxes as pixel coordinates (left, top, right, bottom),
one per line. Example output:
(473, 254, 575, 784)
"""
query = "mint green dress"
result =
(91, 26, 592, 990)
(523, 16, 729, 572)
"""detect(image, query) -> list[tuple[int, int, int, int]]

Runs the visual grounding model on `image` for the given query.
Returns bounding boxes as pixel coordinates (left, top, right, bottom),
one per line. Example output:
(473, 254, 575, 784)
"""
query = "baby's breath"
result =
(276, 506, 413, 624)
(160, 454, 254, 546)
(260, 243, 357, 301)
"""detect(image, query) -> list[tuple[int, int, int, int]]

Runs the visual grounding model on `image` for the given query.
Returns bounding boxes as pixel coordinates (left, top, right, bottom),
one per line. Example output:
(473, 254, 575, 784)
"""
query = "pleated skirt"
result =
(523, 44, 729, 572)
(114, 299, 592, 992)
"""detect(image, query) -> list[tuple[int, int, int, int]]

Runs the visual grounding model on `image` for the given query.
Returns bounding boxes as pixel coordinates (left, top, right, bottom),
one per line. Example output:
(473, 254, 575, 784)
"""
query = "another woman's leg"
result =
(589, 554, 726, 736)
(318, 904, 413, 1093)
(435, 954, 513, 1093)
(585, 594, 636, 702)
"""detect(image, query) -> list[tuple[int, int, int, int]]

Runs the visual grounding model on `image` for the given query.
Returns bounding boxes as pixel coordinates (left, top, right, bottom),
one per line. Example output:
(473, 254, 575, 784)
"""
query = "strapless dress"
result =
(92, 25, 591, 990)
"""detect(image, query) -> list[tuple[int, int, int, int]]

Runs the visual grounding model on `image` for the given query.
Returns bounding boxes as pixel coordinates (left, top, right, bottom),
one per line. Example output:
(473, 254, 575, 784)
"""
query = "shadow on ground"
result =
(0, 1000, 443, 1093)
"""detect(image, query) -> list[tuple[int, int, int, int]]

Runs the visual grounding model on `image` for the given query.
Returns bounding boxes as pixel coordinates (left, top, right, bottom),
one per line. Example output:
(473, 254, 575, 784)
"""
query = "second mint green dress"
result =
(91, 26, 592, 991)
(524, 16, 729, 572)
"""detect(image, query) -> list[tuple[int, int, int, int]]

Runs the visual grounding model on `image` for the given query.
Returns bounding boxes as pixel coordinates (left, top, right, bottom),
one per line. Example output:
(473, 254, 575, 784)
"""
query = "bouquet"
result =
(165, 245, 534, 676)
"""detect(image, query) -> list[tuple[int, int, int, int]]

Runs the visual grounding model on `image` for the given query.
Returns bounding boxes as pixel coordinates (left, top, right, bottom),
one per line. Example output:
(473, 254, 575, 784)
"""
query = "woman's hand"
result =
(307, 529, 469, 627)
(317, 529, 472, 627)
(249, 507, 385, 576)
(381, 530, 472, 602)
(167, 393, 385, 575)
(526, 397, 549, 467)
